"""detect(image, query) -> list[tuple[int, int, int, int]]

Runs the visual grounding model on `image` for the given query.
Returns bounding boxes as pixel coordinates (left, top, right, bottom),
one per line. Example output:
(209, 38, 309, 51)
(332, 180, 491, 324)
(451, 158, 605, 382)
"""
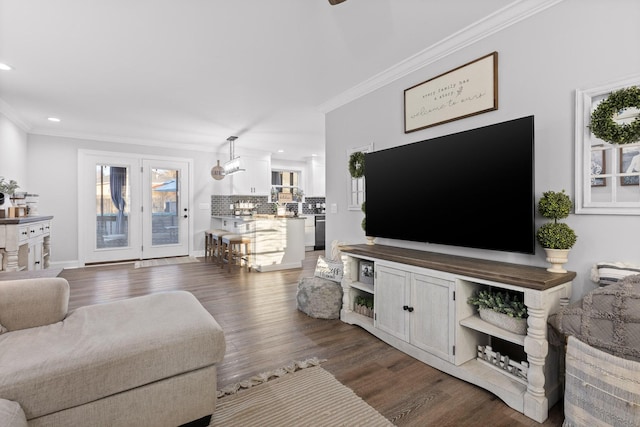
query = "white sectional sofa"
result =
(0, 277, 226, 427)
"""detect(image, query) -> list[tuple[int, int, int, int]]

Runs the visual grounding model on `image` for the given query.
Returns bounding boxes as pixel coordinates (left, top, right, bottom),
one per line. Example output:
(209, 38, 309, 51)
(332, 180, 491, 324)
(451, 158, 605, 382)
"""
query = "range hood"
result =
(223, 136, 245, 176)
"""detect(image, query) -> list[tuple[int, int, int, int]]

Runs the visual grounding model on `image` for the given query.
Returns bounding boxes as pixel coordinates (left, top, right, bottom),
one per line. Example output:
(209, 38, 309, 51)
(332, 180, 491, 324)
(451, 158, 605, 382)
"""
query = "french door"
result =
(79, 151, 191, 264)
(141, 159, 190, 259)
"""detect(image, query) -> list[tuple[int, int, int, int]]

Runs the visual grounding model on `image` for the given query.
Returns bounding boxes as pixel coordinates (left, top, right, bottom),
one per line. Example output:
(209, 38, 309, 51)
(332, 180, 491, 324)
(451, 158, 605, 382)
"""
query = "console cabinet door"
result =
(375, 264, 410, 341)
(410, 273, 455, 362)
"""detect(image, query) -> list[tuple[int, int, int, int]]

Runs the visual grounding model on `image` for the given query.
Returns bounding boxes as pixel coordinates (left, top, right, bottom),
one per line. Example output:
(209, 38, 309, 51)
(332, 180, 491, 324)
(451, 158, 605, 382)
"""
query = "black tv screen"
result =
(365, 115, 535, 254)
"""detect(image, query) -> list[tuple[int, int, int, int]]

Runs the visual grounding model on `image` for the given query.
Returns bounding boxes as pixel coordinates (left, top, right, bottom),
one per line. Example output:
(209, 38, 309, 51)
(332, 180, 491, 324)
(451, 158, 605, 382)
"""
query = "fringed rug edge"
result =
(216, 357, 327, 398)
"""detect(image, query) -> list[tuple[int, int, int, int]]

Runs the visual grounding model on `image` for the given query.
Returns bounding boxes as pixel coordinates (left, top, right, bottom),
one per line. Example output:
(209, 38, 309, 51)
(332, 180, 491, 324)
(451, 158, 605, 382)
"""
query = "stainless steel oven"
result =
(314, 215, 325, 250)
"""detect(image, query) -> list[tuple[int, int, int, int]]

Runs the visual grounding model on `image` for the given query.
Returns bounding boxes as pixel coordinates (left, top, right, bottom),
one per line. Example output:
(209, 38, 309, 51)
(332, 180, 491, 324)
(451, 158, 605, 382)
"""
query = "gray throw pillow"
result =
(555, 274, 640, 362)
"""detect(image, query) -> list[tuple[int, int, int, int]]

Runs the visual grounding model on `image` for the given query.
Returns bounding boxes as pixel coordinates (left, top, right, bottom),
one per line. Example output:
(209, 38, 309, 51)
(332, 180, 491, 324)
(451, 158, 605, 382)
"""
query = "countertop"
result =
(0, 215, 54, 225)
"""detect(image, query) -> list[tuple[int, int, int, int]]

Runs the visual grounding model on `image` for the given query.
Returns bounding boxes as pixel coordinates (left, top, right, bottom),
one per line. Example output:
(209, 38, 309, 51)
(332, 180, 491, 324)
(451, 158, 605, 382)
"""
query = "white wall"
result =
(0, 113, 28, 188)
(25, 134, 219, 265)
(325, 0, 640, 301)
(16, 133, 315, 266)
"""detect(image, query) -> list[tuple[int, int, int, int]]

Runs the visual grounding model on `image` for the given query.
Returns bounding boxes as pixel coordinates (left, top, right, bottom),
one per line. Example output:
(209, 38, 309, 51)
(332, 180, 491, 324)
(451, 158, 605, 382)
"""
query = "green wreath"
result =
(590, 86, 640, 144)
(349, 151, 365, 178)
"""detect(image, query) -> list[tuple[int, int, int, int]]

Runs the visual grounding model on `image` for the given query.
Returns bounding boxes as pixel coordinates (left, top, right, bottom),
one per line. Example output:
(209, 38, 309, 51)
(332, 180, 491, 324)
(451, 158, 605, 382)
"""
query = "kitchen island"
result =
(211, 215, 305, 272)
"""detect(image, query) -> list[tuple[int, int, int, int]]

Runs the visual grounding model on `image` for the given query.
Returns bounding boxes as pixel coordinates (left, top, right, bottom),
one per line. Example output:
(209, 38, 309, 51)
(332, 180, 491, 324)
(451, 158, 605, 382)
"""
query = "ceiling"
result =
(0, 0, 517, 161)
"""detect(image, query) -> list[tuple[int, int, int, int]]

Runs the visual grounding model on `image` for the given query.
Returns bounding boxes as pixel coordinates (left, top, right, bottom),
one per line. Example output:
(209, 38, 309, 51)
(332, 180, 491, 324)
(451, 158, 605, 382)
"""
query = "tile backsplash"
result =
(210, 195, 325, 216)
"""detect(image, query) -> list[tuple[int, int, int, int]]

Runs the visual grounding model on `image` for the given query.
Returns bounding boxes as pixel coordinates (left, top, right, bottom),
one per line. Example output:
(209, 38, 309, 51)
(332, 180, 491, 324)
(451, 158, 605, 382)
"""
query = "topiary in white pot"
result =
(536, 190, 577, 273)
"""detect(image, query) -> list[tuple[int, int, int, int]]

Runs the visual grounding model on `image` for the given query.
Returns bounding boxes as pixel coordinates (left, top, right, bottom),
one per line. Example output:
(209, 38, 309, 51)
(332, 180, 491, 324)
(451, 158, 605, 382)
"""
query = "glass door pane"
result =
(96, 165, 130, 249)
(142, 159, 189, 259)
(79, 152, 141, 265)
(151, 168, 179, 245)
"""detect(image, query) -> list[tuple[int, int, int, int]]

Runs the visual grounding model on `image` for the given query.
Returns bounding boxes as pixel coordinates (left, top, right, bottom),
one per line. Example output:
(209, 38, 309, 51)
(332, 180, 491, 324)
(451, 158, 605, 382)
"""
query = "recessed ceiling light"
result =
(47, 117, 61, 122)
(277, 149, 284, 153)
(311, 153, 317, 157)
(0, 63, 13, 71)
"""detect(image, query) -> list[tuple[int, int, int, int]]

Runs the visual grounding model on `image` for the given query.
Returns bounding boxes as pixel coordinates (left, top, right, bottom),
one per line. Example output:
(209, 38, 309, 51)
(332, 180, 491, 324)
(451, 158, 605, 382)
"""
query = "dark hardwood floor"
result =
(59, 251, 564, 426)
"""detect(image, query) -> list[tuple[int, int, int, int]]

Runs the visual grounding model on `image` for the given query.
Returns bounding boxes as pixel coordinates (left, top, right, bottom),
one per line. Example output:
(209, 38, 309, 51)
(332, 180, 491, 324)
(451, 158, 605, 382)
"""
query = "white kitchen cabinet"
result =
(304, 215, 315, 250)
(305, 157, 325, 197)
(339, 243, 574, 424)
(231, 156, 270, 195)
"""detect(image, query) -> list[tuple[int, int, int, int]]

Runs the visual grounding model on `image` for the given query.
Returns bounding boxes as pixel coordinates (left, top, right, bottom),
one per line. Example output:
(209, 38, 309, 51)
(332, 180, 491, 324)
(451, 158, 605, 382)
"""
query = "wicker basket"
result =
(479, 308, 527, 335)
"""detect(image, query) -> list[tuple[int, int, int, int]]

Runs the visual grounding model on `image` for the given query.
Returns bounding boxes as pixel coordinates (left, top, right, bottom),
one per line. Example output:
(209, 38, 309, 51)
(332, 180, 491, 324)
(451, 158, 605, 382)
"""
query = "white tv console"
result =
(339, 244, 575, 423)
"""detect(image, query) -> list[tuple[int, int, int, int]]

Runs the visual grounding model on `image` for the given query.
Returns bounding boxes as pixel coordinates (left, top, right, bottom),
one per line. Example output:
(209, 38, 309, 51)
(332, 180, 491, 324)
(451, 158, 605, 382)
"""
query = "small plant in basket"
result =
(354, 295, 374, 318)
(468, 289, 527, 318)
(468, 289, 528, 335)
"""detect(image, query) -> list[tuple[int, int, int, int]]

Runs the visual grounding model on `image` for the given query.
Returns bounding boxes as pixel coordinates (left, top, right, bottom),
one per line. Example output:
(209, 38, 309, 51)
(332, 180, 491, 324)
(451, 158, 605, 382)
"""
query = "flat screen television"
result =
(364, 115, 535, 254)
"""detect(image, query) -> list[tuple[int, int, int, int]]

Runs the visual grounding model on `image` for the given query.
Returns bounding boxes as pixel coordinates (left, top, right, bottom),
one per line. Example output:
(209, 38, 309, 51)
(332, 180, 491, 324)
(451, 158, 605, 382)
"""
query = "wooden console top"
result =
(339, 244, 576, 290)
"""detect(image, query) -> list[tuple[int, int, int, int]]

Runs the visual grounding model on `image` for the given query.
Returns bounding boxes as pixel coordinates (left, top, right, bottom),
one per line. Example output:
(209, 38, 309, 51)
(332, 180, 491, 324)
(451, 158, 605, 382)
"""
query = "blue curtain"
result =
(109, 167, 127, 234)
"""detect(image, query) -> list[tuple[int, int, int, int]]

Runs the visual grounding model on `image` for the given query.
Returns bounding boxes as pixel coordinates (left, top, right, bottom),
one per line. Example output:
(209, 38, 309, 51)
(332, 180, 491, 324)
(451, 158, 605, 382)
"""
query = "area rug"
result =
(210, 359, 393, 426)
(134, 256, 200, 268)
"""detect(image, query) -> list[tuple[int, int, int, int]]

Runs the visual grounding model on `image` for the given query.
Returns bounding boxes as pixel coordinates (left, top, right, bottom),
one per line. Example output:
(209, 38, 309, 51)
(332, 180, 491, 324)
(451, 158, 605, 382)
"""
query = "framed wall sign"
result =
(404, 52, 498, 133)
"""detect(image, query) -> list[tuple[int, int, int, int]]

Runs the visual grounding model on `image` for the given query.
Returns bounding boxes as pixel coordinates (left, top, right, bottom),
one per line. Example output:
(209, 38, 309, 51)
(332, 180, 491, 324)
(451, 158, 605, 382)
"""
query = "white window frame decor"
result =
(347, 143, 373, 211)
(574, 74, 640, 215)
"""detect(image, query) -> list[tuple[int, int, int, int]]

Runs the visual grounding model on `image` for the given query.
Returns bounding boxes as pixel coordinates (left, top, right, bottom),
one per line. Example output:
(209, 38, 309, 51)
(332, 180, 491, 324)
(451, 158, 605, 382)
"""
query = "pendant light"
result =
(223, 136, 245, 175)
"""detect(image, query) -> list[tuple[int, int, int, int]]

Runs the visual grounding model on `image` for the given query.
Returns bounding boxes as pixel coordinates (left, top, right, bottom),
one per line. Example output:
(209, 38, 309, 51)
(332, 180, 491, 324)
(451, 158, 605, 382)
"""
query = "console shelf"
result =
(339, 243, 575, 423)
(459, 314, 526, 346)
(350, 281, 374, 294)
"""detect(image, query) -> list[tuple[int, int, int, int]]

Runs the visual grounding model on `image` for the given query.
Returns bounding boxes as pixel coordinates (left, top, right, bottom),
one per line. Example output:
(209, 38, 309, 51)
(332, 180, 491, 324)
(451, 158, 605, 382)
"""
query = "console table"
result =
(339, 244, 575, 423)
(0, 216, 53, 272)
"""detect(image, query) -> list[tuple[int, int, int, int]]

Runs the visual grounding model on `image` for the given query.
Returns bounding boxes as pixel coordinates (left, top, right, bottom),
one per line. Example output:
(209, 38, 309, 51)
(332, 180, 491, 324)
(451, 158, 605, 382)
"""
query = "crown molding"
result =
(0, 97, 32, 131)
(318, 0, 564, 114)
(28, 128, 215, 153)
(28, 128, 277, 158)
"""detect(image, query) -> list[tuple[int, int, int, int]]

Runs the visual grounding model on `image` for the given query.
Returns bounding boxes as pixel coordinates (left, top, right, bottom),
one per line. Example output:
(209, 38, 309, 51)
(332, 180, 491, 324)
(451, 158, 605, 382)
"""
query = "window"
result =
(271, 170, 303, 202)
(348, 144, 373, 211)
(575, 75, 640, 215)
(95, 165, 130, 248)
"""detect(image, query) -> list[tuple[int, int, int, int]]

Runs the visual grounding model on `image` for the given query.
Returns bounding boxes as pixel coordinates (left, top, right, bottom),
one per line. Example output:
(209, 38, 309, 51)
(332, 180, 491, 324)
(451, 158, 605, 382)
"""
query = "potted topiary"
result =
(536, 189, 577, 273)
(468, 289, 528, 335)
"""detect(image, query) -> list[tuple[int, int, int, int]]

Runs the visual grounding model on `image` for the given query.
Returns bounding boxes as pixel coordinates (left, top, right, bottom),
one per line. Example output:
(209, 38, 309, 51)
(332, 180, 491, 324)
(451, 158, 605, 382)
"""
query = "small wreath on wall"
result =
(349, 151, 365, 178)
(590, 86, 640, 144)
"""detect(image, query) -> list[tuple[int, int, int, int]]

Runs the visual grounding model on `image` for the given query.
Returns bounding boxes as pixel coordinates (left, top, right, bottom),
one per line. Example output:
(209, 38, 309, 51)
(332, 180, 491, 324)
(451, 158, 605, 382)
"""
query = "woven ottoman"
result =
(296, 277, 343, 319)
